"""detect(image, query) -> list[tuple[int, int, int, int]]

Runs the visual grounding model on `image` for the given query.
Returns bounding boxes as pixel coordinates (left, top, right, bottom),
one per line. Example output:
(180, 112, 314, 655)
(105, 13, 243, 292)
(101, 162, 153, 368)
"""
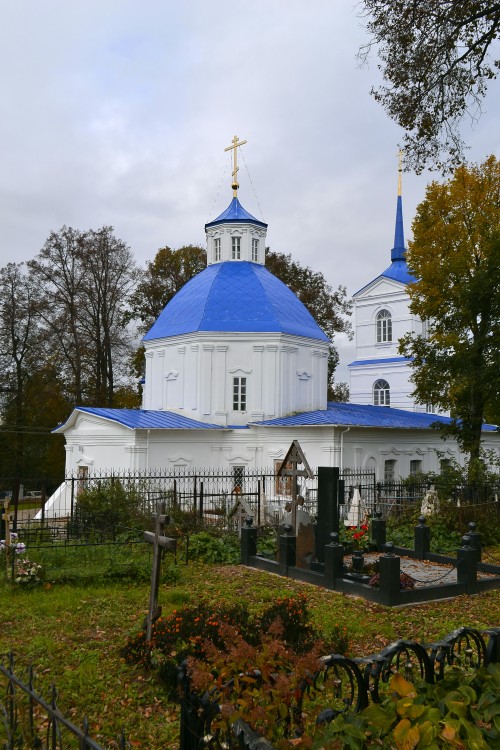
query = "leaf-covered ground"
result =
(1, 561, 499, 748)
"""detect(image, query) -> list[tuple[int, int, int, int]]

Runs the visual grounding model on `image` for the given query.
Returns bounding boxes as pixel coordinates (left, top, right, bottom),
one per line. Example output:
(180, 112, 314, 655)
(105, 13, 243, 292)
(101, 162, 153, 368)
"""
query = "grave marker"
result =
(144, 502, 177, 641)
(277, 441, 314, 531)
(315, 467, 343, 563)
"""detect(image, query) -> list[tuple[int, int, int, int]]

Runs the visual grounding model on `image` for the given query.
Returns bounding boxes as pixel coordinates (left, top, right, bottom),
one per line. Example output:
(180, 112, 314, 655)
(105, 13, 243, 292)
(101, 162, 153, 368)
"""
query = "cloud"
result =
(0, 0, 498, 379)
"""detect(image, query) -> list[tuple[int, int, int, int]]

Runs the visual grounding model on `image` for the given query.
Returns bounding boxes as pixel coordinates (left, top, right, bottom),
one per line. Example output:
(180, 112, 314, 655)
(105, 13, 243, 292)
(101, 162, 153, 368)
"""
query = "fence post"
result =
(257, 480, 261, 526)
(467, 522, 482, 563)
(414, 516, 430, 559)
(199, 481, 204, 520)
(457, 535, 478, 593)
(483, 627, 500, 664)
(324, 532, 344, 589)
(70, 477, 75, 525)
(40, 482, 46, 526)
(378, 543, 401, 606)
(371, 511, 386, 551)
(279, 524, 296, 574)
(241, 518, 257, 564)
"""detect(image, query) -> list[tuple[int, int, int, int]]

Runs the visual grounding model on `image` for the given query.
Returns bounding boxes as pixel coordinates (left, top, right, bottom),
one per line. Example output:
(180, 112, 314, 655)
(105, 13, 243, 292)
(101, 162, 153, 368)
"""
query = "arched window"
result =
(373, 379, 390, 406)
(376, 309, 392, 343)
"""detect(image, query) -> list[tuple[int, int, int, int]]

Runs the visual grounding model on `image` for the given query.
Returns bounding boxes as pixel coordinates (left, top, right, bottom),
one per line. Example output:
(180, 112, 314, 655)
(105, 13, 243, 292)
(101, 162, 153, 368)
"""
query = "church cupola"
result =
(205, 135, 268, 266)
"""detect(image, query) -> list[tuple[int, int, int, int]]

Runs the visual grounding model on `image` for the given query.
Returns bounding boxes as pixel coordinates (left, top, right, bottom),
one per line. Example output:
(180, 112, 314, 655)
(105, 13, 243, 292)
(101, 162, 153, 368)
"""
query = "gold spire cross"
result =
(397, 148, 404, 197)
(225, 135, 247, 197)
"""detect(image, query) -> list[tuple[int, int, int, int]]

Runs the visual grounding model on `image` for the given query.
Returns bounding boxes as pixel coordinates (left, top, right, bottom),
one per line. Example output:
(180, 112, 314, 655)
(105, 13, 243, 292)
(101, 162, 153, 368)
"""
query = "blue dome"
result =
(143, 261, 329, 341)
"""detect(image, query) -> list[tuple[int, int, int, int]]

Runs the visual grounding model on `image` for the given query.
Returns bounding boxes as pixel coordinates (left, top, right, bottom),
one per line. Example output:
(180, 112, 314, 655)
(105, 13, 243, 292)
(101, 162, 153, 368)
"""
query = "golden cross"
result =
(225, 134, 247, 198)
(397, 148, 404, 196)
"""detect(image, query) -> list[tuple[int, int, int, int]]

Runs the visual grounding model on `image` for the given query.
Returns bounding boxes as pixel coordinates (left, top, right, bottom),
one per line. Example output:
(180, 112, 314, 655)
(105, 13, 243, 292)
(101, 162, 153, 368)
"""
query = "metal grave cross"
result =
(143, 502, 177, 641)
(277, 440, 314, 531)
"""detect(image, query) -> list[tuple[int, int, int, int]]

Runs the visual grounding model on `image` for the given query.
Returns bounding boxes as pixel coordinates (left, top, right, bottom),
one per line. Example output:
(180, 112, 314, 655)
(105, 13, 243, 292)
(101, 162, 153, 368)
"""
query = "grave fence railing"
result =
(0, 652, 126, 750)
(178, 625, 500, 750)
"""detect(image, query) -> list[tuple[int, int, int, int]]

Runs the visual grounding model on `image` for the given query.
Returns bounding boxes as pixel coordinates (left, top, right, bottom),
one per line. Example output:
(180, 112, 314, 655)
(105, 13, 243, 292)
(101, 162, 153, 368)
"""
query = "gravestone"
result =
(315, 467, 343, 564)
(280, 496, 315, 569)
(295, 498, 315, 568)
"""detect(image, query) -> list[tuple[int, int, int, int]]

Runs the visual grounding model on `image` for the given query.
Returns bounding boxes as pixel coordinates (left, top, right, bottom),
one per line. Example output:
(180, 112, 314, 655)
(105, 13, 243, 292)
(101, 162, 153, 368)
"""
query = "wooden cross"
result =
(224, 134, 247, 197)
(143, 502, 177, 642)
(277, 440, 314, 531)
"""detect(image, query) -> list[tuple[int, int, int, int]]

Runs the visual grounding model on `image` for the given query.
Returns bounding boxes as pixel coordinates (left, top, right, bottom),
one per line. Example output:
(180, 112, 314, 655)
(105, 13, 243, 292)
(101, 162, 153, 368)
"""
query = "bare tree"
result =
(0, 263, 40, 474)
(29, 226, 137, 407)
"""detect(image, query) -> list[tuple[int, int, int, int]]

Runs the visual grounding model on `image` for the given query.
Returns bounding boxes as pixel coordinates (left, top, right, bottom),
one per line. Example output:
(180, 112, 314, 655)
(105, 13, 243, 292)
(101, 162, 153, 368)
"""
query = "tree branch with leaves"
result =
(399, 156, 500, 471)
(359, 1, 500, 172)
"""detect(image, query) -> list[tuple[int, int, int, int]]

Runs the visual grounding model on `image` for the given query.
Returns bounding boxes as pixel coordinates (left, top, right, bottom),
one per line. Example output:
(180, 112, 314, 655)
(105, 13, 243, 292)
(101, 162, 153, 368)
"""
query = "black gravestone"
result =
(315, 467, 343, 563)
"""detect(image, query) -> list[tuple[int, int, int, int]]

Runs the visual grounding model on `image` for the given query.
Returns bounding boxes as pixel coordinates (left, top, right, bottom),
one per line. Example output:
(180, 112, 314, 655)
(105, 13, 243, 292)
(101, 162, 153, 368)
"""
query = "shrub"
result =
(121, 600, 255, 696)
(73, 478, 150, 533)
(121, 594, 345, 700)
(256, 526, 278, 558)
(185, 624, 325, 748)
(187, 530, 240, 564)
(259, 593, 315, 652)
(315, 663, 500, 749)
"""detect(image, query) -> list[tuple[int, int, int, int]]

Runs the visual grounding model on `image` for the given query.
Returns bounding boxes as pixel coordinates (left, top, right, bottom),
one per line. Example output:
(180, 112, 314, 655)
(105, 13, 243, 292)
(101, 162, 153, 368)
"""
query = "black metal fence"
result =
(178, 625, 500, 750)
(6, 467, 377, 536)
(242, 517, 500, 606)
(0, 653, 126, 750)
(3, 468, 499, 551)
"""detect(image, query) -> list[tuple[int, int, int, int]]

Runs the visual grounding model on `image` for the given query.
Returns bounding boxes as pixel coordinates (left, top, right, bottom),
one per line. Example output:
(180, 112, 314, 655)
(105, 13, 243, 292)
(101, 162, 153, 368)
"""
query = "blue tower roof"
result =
(380, 259, 416, 284)
(391, 195, 405, 262)
(205, 197, 267, 230)
(143, 261, 329, 341)
(354, 191, 416, 294)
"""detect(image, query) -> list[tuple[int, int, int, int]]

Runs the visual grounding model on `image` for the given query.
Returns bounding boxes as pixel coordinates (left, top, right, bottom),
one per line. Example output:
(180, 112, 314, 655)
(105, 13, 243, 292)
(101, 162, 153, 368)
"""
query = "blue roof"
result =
(205, 197, 267, 229)
(253, 401, 499, 431)
(55, 407, 227, 432)
(354, 194, 416, 295)
(381, 259, 416, 284)
(391, 195, 405, 262)
(144, 261, 329, 341)
(348, 356, 411, 367)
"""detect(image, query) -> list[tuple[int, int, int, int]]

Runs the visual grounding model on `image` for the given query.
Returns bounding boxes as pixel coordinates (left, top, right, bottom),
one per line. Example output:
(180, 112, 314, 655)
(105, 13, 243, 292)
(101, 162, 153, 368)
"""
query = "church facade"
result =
(50, 146, 499, 514)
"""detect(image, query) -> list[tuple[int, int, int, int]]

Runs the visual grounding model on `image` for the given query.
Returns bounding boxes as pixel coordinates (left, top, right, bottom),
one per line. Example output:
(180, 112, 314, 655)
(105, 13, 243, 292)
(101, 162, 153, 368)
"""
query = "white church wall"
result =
(143, 332, 329, 425)
(57, 413, 499, 505)
(205, 222, 267, 265)
(349, 362, 424, 411)
(350, 274, 428, 411)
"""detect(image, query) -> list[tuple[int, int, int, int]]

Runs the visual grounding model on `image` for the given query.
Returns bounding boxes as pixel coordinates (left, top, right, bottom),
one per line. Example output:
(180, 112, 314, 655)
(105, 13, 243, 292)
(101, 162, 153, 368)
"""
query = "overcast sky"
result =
(1, 1, 499, 381)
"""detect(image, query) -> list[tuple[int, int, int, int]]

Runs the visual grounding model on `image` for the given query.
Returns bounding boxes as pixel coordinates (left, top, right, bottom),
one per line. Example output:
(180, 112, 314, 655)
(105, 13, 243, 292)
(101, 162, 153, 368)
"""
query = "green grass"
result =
(1, 557, 500, 749)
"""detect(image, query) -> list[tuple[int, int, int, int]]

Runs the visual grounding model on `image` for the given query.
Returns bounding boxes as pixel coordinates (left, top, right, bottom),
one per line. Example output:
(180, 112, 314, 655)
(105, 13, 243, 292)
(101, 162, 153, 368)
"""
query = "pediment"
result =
(73, 415, 127, 434)
(354, 276, 407, 300)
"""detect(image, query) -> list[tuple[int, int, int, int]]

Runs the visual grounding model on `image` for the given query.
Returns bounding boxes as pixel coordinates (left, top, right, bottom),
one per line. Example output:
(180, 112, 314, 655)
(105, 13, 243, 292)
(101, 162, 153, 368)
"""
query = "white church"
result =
(50, 141, 499, 505)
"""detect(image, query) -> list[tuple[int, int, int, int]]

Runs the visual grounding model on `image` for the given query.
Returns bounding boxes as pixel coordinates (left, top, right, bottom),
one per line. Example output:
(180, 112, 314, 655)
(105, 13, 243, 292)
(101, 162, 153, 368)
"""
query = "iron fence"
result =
(3, 468, 499, 548)
(178, 626, 500, 750)
(1, 530, 158, 585)
(0, 653, 126, 750)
